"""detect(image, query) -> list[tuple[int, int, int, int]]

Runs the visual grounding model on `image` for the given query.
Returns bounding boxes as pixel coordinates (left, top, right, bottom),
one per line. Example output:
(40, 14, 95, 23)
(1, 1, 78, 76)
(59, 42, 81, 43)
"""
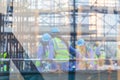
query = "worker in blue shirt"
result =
(36, 33, 54, 72)
(75, 39, 88, 70)
(86, 45, 97, 70)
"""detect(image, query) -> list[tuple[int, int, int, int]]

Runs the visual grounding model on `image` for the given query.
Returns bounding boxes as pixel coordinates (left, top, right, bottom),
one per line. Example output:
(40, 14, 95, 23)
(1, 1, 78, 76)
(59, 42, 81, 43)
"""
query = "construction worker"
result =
(0, 52, 3, 72)
(36, 33, 53, 72)
(94, 42, 106, 69)
(93, 42, 101, 57)
(49, 27, 70, 72)
(69, 43, 77, 71)
(3, 52, 8, 71)
(86, 46, 97, 70)
(98, 48, 106, 68)
(85, 42, 102, 70)
(92, 42, 101, 69)
(76, 39, 88, 70)
(0, 52, 8, 72)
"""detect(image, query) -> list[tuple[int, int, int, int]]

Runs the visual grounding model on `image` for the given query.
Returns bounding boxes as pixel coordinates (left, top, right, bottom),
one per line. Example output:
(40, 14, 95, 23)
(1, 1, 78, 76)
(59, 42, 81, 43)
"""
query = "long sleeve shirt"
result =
(37, 42, 54, 60)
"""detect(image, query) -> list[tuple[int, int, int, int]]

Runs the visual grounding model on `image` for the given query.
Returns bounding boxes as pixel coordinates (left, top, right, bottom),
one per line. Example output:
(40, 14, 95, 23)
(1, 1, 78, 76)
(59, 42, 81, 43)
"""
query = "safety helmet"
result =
(76, 39, 85, 46)
(42, 33, 51, 42)
(94, 42, 100, 47)
(100, 47, 104, 51)
(51, 27, 60, 33)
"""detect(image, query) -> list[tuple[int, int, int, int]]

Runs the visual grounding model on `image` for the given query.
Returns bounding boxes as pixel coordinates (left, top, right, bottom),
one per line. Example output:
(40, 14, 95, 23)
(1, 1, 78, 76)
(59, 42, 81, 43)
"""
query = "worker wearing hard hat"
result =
(36, 33, 53, 72)
(97, 48, 106, 69)
(86, 46, 97, 70)
(92, 42, 101, 69)
(49, 27, 70, 72)
(93, 42, 107, 69)
(76, 39, 88, 70)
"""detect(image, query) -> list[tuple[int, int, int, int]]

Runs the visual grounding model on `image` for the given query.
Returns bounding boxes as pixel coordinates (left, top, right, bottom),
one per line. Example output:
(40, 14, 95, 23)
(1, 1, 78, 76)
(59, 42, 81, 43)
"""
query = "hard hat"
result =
(42, 33, 51, 42)
(51, 27, 60, 33)
(94, 42, 100, 46)
(100, 47, 104, 51)
(76, 39, 85, 46)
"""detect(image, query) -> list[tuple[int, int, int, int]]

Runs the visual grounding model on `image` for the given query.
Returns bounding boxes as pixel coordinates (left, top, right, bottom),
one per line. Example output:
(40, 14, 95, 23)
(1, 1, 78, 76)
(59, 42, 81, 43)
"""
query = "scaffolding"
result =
(8, 0, 119, 58)
(0, 0, 120, 80)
